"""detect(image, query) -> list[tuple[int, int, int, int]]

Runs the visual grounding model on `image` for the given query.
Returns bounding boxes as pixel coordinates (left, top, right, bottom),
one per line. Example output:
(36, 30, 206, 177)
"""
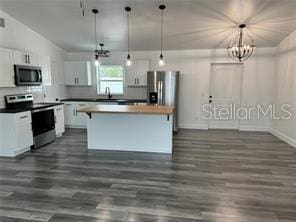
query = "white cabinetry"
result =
(13, 50, 39, 66)
(39, 55, 52, 86)
(0, 111, 33, 157)
(64, 102, 90, 128)
(0, 48, 15, 87)
(0, 47, 53, 88)
(126, 60, 150, 86)
(64, 61, 92, 86)
(54, 105, 65, 137)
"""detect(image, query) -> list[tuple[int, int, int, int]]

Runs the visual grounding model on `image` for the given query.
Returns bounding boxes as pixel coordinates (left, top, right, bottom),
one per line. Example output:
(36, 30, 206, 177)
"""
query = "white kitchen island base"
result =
(87, 113, 173, 153)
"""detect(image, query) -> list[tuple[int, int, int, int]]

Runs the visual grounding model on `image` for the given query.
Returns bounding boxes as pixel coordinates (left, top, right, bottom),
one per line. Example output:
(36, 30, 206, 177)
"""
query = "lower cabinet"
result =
(64, 102, 91, 128)
(64, 101, 118, 128)
(0, 111, 33, 157)
(54, 105, 65, 136)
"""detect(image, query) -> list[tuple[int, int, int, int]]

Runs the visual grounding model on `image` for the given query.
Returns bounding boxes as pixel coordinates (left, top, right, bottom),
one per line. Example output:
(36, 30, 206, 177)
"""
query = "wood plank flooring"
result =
(0, 129, 296, 222)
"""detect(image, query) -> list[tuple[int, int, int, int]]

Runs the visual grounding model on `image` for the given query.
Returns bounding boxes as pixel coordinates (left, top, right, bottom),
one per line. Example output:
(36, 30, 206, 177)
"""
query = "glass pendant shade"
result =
(126, 54, 132, 66)
(94, 60, 100, 67)
(94, 54, 100, 67)
(227, 24, 256, 62)
(159, 54, 165, 66)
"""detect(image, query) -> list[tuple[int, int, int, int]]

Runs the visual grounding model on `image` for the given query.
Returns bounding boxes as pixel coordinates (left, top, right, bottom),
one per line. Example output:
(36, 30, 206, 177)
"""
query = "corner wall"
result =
(270, 30, 296, 147)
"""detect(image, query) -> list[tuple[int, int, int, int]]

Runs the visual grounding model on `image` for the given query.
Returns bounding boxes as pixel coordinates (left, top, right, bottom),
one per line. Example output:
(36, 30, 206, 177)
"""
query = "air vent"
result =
(0, 18, 5, 28)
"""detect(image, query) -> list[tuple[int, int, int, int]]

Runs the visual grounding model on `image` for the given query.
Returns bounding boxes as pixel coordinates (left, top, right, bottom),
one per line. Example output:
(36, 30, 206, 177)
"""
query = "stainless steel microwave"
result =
(14, 65, 42, 86)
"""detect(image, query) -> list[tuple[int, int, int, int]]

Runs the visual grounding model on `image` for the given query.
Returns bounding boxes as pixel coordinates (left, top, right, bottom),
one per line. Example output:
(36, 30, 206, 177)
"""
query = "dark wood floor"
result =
(0, 129, 296, 222)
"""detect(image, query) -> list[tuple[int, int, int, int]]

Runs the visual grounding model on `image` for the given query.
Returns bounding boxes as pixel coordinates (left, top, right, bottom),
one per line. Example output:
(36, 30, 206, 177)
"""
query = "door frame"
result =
(207, 63, 244, 129)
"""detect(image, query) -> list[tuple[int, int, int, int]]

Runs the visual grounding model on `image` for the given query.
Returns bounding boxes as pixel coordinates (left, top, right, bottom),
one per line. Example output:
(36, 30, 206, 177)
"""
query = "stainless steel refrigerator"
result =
(147, 71, 179, 132)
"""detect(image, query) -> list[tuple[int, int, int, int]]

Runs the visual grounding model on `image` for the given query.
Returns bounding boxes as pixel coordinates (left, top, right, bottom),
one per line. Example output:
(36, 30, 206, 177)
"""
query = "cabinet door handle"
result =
(79, 104, 86, 106)
(56, 108, 62, 111)
(73, 109, 75, 116)
(25, 54, 28, 64)
(28, 55, 30, 64)
(134, 78, 136, 85)
(77, 78, 79, 84)
(137, 78, 139, 85)
(54, 116, 57, 124)
(20, 115, 29, 119)
(65, 104, 71, 106)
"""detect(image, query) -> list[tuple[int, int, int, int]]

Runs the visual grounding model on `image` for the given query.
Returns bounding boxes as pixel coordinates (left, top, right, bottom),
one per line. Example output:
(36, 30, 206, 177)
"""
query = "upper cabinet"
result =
(0, 47, 52, 88)
(0, 48, 15, 87)
(125, 60, 150, 86)
(64, 61, 92, 86)
(39, 55, 51, 86)
(13, 50, 39, 67)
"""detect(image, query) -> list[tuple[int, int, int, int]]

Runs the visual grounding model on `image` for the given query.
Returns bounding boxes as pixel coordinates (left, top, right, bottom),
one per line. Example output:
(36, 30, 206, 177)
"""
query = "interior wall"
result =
(67, 47, 276, 130)
(270, 30, 296, 147)
(0, 9, 68, 108)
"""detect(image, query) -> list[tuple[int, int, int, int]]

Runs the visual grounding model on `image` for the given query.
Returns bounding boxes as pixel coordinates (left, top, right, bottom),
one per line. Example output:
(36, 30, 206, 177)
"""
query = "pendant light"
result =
(227, 24, 256, 62)
(92, 9, 100, 67)
(125, 7, 132, 66)
(159, 5, 166, 66)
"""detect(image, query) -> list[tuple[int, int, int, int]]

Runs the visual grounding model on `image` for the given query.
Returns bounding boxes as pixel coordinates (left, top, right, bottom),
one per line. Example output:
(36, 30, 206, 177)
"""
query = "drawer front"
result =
(15, 112, 32, 125)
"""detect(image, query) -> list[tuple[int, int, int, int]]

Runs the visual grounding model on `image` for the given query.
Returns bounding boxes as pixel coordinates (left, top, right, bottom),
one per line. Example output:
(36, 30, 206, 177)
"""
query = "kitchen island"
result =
(78, 104, 174, 153)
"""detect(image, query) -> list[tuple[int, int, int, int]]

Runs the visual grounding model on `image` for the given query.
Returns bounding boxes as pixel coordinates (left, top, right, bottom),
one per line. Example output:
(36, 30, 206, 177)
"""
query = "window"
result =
(97, 65, 124, 95)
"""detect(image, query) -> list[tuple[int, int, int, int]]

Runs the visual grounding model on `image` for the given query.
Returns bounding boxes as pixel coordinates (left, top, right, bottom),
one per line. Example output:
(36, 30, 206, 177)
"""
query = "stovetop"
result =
(0, 102, 64, 114)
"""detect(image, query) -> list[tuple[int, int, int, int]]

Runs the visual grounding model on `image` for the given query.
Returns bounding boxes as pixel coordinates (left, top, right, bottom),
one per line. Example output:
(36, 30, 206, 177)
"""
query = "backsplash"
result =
(67, 85, 147, 100)
(0, 86, 44, 108)
(0, 85, 69, 108)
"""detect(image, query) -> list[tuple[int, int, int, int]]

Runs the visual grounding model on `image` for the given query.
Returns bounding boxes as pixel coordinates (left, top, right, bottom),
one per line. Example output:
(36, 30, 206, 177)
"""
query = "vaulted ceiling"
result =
(1, 0, 296, 52)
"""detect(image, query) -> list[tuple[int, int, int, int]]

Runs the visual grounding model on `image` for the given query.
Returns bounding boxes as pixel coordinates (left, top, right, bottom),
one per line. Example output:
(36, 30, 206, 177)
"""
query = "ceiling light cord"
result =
(125, 7, 132, 66)
(95, 13, 98, 51)
(127, 9, 130, 55)
(160, 8, 163, 55)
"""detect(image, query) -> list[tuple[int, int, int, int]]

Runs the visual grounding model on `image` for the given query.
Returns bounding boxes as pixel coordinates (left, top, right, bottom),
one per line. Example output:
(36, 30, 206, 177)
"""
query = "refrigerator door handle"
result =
(157, 81, 160, 104)
(158, 80, 163, 105)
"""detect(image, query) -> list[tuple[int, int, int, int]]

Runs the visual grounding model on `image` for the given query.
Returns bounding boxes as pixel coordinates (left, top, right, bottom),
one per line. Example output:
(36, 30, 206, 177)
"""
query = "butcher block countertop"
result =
(78, 104, 174, 115)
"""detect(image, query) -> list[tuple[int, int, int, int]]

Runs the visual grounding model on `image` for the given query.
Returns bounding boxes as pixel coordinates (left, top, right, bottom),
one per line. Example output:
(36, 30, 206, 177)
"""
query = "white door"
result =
(64, 62, 77, 85)
(125, 64, 137, 86)
(75, 102, 89, 126)
(136, 60, 150, 86)
(64, 103, 75, 125)
(39, 55, 52, 86)
(208, 64, 243, 129)
(13, 50, 29, 66)
(13, 50, 39, 66)
(0, 48, 15, 87)
(54, 105, 65, 136)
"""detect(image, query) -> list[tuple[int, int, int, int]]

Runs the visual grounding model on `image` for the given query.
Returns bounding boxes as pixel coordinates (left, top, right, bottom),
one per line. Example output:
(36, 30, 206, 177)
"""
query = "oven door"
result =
(14, 65, 42, 86)
(31, 108, 55, 137)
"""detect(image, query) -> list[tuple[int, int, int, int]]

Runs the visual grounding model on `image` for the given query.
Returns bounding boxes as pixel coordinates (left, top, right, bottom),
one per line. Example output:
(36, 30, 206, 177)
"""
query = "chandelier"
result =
(92, 9, 110, 66)
(227, 24, 256, 62)
(95, 43, 110, 58)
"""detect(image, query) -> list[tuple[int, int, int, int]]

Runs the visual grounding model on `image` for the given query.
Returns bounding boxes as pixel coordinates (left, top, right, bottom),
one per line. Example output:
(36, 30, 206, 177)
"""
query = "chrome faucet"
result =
(105, 87, 112, 100)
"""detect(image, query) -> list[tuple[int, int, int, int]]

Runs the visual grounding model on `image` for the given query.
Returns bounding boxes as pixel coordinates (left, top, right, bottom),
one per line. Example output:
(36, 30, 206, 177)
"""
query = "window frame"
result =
(96, 65, 125, 96)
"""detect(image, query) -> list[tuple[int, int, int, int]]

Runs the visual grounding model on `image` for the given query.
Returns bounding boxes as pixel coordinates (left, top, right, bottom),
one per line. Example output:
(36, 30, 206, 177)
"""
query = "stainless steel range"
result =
(5, 94, 56, 149)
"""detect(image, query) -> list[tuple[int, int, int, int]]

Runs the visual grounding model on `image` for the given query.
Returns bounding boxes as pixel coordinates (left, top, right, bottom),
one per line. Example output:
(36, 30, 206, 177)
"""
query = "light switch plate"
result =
(0, 18, 5, 28)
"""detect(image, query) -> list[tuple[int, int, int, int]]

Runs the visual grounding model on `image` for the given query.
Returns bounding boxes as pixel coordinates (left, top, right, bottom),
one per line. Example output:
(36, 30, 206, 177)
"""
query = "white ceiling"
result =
(1, 0, 296, 52)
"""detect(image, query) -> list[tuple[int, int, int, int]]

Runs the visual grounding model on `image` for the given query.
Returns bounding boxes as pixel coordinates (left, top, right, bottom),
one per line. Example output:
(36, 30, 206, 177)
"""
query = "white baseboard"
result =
(269, 128, 296, 148)
(239, 126, 269, 132)
(88, 145, 172, 154)
(179, 124, 208, 130)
